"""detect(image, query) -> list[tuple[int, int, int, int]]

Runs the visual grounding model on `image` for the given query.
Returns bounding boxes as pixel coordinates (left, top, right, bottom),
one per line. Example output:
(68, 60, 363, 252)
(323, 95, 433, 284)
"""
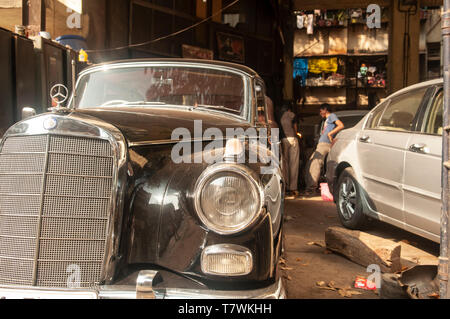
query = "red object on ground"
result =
(320, 183, 334, 202)
(354, 276, 377, 290)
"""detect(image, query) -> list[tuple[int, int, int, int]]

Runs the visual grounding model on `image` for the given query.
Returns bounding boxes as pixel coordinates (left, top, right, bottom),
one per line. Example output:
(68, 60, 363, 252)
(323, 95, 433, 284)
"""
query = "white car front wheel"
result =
(336, 167, 370, 229)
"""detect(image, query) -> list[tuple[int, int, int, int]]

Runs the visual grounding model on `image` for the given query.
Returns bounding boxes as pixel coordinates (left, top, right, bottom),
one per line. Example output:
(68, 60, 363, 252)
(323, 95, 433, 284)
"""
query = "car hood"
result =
(70, 107, 251, 145)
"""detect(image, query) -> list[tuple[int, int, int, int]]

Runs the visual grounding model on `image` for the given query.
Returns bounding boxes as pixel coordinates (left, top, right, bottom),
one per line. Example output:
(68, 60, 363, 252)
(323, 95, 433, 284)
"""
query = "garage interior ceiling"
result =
(293, 0, 443, 10)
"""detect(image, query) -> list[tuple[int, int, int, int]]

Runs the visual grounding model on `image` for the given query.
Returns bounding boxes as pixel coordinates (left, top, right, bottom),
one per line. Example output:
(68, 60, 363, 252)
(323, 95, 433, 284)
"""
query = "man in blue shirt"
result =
(304, 103, 344, 196)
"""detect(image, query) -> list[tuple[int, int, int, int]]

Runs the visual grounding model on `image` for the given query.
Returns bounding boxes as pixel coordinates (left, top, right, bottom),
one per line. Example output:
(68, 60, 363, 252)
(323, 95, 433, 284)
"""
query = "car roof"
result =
(388, 78, 443, 100)
(334, 110, 369, 116)
(80, 58, 261, 78)
(301, 109, 368, 120)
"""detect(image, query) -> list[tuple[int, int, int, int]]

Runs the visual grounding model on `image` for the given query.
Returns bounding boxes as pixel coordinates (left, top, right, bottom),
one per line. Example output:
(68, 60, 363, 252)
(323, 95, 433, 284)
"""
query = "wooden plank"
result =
(325, 226, 402, 273)
(294, 0, 442, 11)
(293, 0, 390, 10)
(422, 0, 443, 7)
(398, 240, 438, 268)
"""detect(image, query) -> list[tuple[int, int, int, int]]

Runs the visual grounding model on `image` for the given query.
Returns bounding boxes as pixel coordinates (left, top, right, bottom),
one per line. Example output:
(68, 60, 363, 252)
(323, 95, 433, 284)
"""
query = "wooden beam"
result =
(325, 226, 402, 273)
(132, 0, 196, 21)
(294, 0, 443, 10)
(293, 0, 391, 10)
(422, 0, 443, 7)
(212, 0, 222, 23)
(27, 0, 45, 31)
(388, 0, 421, 93)
(22, 0, 28, 25)
(196, 0, 208, 19)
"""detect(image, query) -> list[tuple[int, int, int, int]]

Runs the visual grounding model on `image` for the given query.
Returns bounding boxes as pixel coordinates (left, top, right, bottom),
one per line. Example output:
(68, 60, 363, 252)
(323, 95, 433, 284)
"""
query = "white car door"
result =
(356, 87, 428, 227)
(403, 87, 443, 242)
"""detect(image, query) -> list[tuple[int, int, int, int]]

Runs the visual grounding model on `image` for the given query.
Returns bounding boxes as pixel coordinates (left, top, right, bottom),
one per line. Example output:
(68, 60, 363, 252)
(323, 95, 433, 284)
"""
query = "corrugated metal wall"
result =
(0, 28, 14, 136)
(0, 27, 79, 135)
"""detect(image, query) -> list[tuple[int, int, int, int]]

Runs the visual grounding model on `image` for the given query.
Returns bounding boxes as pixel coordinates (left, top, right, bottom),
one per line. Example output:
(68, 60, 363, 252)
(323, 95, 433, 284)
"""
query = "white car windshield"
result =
(73, 65, 246, 116)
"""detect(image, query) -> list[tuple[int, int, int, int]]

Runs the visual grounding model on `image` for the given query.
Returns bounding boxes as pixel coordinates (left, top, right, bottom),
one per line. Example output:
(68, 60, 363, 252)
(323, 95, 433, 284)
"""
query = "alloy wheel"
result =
(338, 176, 357, 221)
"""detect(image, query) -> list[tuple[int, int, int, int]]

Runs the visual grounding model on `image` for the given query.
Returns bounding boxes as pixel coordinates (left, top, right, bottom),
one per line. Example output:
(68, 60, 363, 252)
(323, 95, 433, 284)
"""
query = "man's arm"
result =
(327, 119, 344, 142)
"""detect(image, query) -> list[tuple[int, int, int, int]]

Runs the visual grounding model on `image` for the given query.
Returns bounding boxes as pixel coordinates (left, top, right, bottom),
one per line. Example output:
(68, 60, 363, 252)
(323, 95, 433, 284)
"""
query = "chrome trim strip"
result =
(77, 61, 256, 82)
(128, 135, 261, 148)
(0, 286, 99, 299)
(156, 278, 285, 299)
(129, 137, 228, 148)
(0, 278, 286, 299)
(268, 213, 274, 278)
(31, 135, 49, 285)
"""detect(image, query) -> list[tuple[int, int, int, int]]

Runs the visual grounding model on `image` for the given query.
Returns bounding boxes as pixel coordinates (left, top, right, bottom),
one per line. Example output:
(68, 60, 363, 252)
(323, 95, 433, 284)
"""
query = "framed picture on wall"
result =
(216, 32, 244, 63)
(182, 44, 214, 60)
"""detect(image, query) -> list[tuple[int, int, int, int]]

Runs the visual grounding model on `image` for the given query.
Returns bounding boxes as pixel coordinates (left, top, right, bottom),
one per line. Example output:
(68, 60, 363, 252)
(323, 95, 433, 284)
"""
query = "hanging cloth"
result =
(297, 15, 305, 29)
(306, 14, 314, 35)
(308, 58, 338, 74)
(293, 58, 309, 86)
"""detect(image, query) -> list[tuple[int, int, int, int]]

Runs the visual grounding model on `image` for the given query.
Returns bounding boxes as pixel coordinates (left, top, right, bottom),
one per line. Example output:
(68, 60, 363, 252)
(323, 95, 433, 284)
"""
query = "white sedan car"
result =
(326, 79, 443, 243)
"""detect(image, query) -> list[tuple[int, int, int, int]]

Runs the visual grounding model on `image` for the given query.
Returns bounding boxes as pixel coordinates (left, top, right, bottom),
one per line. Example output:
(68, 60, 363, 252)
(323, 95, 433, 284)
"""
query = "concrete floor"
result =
(281, 196, 440, 299)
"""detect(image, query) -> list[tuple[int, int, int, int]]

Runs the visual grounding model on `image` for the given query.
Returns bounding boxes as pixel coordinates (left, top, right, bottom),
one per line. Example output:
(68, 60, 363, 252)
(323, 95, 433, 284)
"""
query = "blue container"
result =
(55, 35, 87, 51)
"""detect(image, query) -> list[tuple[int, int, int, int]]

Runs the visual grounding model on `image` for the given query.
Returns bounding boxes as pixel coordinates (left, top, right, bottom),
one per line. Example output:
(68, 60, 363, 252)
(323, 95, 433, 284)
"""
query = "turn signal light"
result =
(201, 244, 252, 276)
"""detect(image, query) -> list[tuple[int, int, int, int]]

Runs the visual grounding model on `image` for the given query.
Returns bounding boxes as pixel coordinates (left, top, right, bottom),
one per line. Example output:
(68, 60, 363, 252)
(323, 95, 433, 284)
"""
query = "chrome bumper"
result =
(0, 278, 286, 299)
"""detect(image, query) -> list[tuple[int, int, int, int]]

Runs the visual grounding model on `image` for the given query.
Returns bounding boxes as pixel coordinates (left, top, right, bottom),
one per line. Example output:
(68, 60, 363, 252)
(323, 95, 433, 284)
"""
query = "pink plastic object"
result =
(320, 183, 334, 202)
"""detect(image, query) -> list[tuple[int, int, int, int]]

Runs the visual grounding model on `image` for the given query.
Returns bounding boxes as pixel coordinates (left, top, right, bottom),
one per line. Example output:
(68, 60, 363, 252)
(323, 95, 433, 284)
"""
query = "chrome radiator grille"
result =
(0, 134, 114, 288)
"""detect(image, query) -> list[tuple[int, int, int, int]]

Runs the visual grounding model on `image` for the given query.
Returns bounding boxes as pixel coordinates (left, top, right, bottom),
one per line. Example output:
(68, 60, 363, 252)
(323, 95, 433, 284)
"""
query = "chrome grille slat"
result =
(45, 175, 112, 198)
(38, 239, 106, 261)
(42, 195, 109, 218)
(0, 257, 35, 286)
(0, 134, 114, 288)
(0, 153, 46, 173)
(40, 217, 108, 239)
(0, 215, 38, 237)
(0, 194, 41, 215)
(36, 261, 103, 288)
(49, 135, 113, 157)
(2, 136, 47, 153)
(0, 237, 36, 259)
(47, 153, 113, 177)
(0, 175, 43, 194)
(48, 151, 113, 159)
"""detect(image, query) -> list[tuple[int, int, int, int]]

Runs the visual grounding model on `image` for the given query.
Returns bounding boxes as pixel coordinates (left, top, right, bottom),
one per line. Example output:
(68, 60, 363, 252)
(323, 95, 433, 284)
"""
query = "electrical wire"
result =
(85, 0, 240, 53)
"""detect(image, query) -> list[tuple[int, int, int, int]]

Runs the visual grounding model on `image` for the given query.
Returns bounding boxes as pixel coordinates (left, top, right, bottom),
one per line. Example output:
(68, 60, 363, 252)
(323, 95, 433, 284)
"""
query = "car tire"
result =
(336, 167, 371, 229)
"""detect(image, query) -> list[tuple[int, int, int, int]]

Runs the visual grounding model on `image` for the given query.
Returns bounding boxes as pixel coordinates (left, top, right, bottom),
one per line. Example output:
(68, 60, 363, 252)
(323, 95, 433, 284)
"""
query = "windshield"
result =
(72, 65, 246, 116)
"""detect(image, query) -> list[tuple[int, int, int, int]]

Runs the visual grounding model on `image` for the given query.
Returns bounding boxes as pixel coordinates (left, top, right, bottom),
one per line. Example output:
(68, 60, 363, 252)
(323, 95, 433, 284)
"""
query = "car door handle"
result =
(359, 135, 370, 143)
(409, 143, 429, 154)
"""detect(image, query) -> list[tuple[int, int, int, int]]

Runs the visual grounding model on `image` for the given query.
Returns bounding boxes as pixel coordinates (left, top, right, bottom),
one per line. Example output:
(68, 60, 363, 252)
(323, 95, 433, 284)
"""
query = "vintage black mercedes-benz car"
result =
(0, 59, 285, 298)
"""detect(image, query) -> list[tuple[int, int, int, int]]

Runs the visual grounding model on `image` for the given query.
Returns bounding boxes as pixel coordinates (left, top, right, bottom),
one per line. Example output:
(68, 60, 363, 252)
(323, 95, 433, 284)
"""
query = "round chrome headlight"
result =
(194, 164, 263, 235)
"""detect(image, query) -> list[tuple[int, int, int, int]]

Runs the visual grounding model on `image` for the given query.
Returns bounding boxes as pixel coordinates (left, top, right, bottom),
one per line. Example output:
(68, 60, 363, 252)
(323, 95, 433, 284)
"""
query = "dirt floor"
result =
(281, 195, 440, 299)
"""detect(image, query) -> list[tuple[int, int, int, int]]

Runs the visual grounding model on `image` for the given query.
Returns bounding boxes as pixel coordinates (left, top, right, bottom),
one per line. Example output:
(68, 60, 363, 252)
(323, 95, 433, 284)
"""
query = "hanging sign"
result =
(57, 0, 82, 14)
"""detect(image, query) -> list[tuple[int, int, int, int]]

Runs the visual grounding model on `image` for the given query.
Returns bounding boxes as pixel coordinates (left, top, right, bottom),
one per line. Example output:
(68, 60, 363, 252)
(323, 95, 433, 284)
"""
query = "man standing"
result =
(304, 103, 344, 196)
(280, 103, 300, 198)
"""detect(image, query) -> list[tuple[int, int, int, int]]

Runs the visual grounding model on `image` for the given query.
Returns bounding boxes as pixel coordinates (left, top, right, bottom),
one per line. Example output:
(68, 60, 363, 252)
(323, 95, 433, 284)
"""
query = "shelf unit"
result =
(294, 52, 389, 110)
(293, 6, 390, 113)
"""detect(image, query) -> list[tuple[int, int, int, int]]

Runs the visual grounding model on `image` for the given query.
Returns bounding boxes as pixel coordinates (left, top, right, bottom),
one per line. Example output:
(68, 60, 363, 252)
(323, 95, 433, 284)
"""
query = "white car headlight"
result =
(194, 164, 263, 234)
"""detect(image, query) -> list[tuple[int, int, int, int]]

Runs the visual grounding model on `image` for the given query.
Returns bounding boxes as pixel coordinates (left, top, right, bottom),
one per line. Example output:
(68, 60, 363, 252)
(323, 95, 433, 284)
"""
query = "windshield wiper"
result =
(194, 104, 241, 114)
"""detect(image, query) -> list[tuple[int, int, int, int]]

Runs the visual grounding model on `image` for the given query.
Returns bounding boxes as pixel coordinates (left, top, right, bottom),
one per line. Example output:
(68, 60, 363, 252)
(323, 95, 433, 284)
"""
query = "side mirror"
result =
(22, 107, 36, 120)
